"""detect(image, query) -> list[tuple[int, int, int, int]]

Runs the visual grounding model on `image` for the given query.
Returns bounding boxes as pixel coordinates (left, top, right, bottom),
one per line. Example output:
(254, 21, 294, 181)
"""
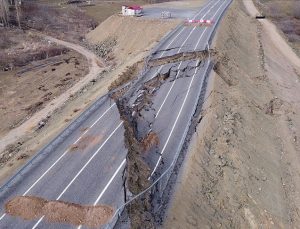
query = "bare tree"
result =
(15, 0, 21, 28)
(0, 0, 22, 28)
(0, 0, 9, 26)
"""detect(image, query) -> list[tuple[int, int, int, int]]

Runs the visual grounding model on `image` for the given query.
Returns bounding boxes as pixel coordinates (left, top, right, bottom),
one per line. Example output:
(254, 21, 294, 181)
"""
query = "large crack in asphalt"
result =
(148, 49, 216, 68)
(109, 49, 213, 228)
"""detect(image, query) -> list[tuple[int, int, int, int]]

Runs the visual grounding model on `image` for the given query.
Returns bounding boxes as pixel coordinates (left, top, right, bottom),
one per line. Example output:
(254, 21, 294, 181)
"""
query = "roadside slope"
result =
(0, 10, 181, 185)
(164, 0, 300, 228)
(0, 36, 104, 154)
(86, 15, 179, 64)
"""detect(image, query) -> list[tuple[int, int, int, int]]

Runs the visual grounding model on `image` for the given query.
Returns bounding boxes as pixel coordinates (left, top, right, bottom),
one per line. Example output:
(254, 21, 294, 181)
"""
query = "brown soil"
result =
(0, 0, 182, 196)
(164, 0, 300, 228)
(69, 134, 103, 152)
(0, 28, 68, 70)
(253, 0, 300, 56)
(0, 51, 88, 138)
(86, 14, 179, 64)
(108, 60, 144, 92)
(5, 196, 113, 228)
(148, 49, 213, 68)
(142, 131, 160, 152)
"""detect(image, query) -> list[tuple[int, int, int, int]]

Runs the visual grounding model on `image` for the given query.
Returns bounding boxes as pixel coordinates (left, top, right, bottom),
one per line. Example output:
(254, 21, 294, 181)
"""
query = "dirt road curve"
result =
(45, 36, 105, 69)
(0, 36, 104, 153)
(243, 0, 300, 68)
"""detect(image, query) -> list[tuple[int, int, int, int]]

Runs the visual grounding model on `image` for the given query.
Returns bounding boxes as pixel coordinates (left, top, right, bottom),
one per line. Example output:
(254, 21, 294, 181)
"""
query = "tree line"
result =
(0, 0, 21, 28)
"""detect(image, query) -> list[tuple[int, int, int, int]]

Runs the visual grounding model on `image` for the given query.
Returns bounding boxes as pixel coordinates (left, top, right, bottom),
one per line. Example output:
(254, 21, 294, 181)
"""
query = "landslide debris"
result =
(5, 196, 113, 228)
(109, 44, 212, 228)
(148, 49, 215, 68)
(115, 99, 154, 229)
(164, 0, 300, 228)
(108, 60, 144, 93)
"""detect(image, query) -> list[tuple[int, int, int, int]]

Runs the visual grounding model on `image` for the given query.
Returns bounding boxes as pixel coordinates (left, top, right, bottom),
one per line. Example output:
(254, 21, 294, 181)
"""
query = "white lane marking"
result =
(73, 5, 219, 229)
(151, 61, 204, 177)
(0, 214, 5, 221)
(24, 103, 116, 196)
(194, 0, 229, 49)
(0, 103, 115, 222)
(148, 0, 215, 81)
(151, 0, 229, 177)
(155, 0, 222, 118)
(155, 0, 214, 59)
(93, 159, 126, 206)
(32, 122, 123, 228)
(90, 103, 116, 129)
(0, 1, 221, 225)
(32, 216, 44, 229)
(77, 159, 126, 229)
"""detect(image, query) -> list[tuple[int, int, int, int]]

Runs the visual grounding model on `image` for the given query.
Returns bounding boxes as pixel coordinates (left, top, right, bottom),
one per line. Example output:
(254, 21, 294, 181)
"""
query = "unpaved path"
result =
(243, 0, 300, 68)
(0, 36, 104, 153)
(164, 0, 300, 228)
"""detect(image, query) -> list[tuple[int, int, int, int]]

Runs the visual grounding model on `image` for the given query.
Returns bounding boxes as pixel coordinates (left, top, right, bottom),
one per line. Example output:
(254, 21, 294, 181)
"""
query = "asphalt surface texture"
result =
(0, 0, 232, 228)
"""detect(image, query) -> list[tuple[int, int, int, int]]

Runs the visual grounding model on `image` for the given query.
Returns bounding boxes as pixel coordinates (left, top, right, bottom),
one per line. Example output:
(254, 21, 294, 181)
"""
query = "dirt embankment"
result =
(0, 2, 181, 184)
(164, 0, 300, 228)
(86, 14, 179, 64)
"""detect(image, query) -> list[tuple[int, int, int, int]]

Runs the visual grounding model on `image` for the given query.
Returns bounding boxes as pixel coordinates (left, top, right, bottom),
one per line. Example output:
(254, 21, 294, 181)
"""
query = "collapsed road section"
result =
(109, 49, 214, 228)
(105, 0, 232, 227)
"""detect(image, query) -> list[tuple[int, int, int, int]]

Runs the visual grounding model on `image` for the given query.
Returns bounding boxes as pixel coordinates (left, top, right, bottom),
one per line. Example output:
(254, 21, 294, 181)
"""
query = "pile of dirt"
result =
(69, 134, 103, 152)
(108, 60, 144, 92)
(5, 196, 113, 228)
(148, 49, 213, 68)
(114, 95, 154, 228)
(164, 0, 300, 228)
(86, 15, 179, 64)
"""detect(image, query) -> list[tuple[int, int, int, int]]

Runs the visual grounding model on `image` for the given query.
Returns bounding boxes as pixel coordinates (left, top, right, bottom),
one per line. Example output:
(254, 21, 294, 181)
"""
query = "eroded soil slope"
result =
(86, 15, 179, 64)
(164, 0, 300, 228)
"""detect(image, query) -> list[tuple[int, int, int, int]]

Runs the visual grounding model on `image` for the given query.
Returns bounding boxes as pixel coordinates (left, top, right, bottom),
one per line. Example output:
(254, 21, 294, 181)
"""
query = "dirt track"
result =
(164, 0, 300, 228)
(0, 36, 104, 154)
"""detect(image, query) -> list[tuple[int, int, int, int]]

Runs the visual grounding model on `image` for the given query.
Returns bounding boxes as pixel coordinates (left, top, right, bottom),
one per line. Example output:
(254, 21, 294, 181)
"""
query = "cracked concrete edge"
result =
(154, 61, 214, 225)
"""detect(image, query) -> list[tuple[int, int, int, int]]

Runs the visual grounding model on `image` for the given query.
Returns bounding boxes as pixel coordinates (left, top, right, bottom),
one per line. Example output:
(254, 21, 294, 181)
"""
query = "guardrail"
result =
(104, 0, 233, 227)
(0, 0, 232, 226)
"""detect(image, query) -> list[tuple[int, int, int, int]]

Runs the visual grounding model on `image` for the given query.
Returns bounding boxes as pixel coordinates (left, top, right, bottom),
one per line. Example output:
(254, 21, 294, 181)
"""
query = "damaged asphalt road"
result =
(0, 0, 232, 228)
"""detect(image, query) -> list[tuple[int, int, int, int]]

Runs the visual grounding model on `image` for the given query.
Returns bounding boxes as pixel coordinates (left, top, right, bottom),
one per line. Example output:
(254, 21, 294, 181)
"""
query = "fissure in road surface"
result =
(109, 48, 212, 228)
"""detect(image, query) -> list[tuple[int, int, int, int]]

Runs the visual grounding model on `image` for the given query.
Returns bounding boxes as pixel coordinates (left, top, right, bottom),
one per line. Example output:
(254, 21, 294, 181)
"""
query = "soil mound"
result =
(86, 15, 179, 63)
(5, 196, 113, 228)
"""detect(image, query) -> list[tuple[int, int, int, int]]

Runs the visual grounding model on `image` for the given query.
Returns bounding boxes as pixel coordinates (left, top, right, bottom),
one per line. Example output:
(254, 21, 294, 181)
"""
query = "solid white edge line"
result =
(93, 159, 126, 206)
(0, 0, 223, 225)
(155, 0, 222, 118)
(151, 0, 228, 176)
(32, 216, 44, 229)
(150, 62, 201, 177)
(77, 159, 126, 229)
(74, 4, 220, 228)
(0, 103, 115, 223)
(23, 103, 116, 197)
(149, 0, 215, 81)
(32, 122, 123, 228)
